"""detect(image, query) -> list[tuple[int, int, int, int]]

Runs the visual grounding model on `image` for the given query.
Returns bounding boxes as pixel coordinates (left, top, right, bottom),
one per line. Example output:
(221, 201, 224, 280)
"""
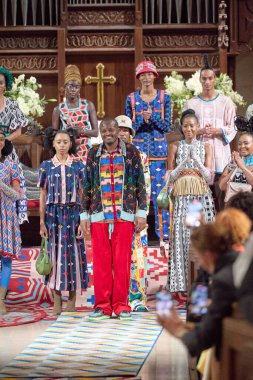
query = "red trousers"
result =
(91, 221, 134, 316)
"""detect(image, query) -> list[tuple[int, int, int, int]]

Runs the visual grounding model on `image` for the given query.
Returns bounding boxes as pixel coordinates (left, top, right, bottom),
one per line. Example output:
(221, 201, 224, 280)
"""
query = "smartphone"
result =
(156, 290, 173, 317)
(189, 284, 208, 317)
(185, 199, 203, 228)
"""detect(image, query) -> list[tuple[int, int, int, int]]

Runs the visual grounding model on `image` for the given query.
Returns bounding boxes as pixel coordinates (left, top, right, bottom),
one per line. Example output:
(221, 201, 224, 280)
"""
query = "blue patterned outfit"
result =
(0, 97, 28, 224)
(0, 158, 22, 288)
(125, 90, 171, 239)
(38, 155, 88, 291)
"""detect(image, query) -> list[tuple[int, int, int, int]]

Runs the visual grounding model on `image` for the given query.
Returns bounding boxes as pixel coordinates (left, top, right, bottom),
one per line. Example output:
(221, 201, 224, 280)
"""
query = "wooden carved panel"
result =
(0, 56, 57, 71)
(0, 37, 57, 50)
(238, 0, 253, 43)
(144, 54, 219, 71)
(144, 34, 218, 49)
(68, 10, 135, 25)
(67, 33, 134, 49)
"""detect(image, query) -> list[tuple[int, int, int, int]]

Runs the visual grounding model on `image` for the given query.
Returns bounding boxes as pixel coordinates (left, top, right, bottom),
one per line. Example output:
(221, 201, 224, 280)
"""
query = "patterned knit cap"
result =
(135, 60, 159, 79)
(64, 65, 81, 85)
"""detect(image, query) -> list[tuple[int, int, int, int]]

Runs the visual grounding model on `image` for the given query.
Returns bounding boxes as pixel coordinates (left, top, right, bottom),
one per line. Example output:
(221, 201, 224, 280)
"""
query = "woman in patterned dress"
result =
(0, 66, 28, 224)
(52, 65, 98, 163)
(39, 129, 88, 315)
(166, 109, 215, 293)
(0, 131, 23, 314)
(219, 132, 253, 194)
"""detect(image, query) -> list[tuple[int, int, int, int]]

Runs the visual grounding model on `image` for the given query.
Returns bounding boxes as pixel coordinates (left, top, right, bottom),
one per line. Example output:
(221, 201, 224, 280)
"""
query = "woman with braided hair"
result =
(165, 109, 215, 293)
(39, 128, 88, 315)
(0, 66, 28, 223)
(52, 64, 98, 163)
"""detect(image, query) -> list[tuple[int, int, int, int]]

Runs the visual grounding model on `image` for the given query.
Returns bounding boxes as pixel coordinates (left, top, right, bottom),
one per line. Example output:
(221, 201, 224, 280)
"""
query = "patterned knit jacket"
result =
(125, 90, 171, 159)
(80, 139, 147, 223)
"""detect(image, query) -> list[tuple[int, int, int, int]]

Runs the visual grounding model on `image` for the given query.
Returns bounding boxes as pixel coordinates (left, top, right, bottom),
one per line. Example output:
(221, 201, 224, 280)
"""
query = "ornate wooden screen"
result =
(0, 0, 249, 126)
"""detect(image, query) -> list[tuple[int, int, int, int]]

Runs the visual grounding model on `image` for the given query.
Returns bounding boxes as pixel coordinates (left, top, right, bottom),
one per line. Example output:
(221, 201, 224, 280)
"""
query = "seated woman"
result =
(219, 120, 253, 197)
(158, 208, 252, 360)
(165, 109, 215, 294)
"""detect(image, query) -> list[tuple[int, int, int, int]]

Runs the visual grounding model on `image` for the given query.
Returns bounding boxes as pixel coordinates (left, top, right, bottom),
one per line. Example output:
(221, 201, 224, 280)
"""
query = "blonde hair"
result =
(215, 208, 251, 246)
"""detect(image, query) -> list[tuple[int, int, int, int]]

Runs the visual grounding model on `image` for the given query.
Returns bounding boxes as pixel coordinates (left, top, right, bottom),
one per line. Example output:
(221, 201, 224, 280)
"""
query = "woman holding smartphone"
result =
(158, 209, 251, 361)
(165, 109, 215, 294)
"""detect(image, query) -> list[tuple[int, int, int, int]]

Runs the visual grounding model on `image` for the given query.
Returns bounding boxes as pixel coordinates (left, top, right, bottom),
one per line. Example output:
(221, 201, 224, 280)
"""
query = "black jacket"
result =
(182, 250, 238, 359)
(238, 257, 253, 324)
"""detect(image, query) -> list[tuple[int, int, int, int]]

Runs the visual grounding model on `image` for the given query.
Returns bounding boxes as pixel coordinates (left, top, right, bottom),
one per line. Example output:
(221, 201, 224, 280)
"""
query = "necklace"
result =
(243, 155, 253, 166)
(140, 90, 157, 102)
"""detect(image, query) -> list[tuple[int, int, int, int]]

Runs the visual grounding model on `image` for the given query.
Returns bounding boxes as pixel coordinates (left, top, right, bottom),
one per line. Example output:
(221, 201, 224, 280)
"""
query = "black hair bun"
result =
(180, 109, 196, 124)
(44, 127, 57, 150)
(235, 115, 253, 133)
(65, 127, 77, 139)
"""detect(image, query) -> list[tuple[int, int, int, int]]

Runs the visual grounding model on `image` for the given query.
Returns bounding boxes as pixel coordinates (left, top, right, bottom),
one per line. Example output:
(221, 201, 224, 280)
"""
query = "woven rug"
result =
(0, 244, 186, 327)
(0, 313, 162, 378)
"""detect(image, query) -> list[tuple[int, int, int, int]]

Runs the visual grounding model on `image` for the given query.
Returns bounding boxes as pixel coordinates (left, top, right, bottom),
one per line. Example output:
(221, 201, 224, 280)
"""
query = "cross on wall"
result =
(85, 63, 116, 119)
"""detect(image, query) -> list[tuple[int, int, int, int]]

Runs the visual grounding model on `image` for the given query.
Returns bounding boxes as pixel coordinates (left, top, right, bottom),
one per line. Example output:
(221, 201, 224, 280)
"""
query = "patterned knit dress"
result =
(58, 99, 92, 163)
(168, 140, 215, 293)
(38, 155, 88, 291)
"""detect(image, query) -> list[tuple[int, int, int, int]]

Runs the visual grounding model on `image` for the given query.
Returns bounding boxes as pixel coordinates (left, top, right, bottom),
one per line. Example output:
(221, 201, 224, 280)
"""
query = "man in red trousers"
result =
(80, 116, 147, 321)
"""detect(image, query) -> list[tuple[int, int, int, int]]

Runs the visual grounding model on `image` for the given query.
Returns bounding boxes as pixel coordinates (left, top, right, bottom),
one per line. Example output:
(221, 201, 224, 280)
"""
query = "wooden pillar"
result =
(134, 0, 144, 88)
(60, 0, 68, 28)
(218, 1, 229, 73)
(57, 28, 66, 102)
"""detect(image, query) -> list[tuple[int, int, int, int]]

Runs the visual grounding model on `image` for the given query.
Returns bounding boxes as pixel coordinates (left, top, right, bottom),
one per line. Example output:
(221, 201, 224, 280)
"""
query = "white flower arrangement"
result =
(164, 70, 246, 116)
(5, 74, 56, 129)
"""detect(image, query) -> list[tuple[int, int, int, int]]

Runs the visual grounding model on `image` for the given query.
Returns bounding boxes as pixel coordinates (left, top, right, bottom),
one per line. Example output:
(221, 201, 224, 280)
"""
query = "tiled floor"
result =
(0, 318, 190, 380)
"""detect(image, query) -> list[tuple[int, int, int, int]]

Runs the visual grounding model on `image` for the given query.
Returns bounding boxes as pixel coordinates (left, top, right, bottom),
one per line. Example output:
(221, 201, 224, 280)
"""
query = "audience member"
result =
(158, 208, 251, 360)
(226, 192, 253, 228)
(219, 132, 253, 200)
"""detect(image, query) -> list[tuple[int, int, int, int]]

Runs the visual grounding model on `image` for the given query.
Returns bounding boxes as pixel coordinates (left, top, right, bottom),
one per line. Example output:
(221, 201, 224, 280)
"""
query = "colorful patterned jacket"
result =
(80, 139, 147, 223)
(125, 90, 171, 160)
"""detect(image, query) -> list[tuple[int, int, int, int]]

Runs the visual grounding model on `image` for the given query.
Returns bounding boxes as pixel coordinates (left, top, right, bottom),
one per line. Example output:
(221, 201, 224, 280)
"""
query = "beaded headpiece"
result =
(64, 65, 81, 85)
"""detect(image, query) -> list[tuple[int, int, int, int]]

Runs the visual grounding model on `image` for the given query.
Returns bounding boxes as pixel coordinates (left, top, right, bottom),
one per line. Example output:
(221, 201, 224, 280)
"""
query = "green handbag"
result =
(157, 173, 172, 210)
(36, 238, 52, 276)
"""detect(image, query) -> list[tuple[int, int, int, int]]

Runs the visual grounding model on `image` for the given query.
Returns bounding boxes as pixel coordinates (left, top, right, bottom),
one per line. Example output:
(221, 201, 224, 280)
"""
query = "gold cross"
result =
(85, 63, 116, 119)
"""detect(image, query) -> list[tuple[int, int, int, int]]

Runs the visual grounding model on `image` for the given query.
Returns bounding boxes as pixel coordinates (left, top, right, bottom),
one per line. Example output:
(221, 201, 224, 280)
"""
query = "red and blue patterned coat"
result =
(80, 139, 147, 223)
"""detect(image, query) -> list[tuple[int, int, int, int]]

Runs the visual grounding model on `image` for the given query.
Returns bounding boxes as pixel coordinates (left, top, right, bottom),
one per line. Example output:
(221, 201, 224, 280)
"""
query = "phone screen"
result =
(189, 284, 208, 317)
(156, 290, 173, 317)
(185, 199, 203, 228)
